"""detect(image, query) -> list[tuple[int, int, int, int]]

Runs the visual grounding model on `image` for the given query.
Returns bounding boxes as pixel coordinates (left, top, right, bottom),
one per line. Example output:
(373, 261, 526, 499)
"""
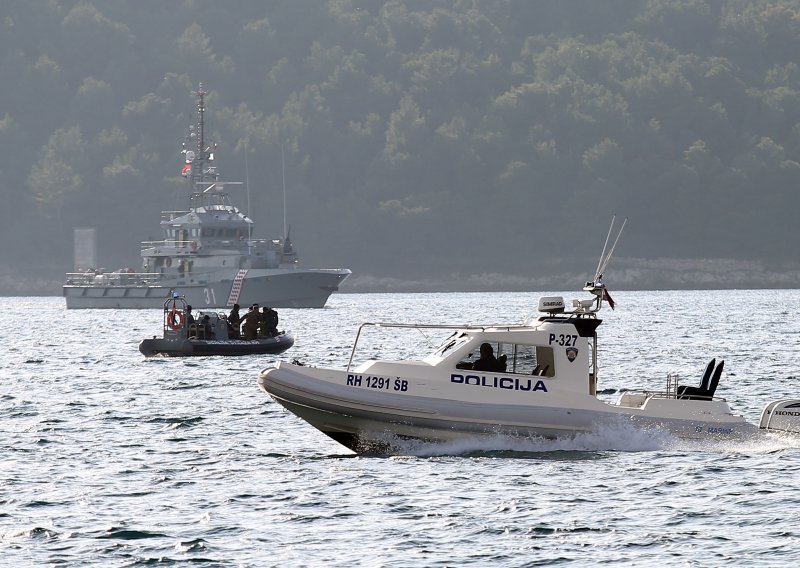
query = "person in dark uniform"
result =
(201, 314, 214, 339)
(472, 342, 505, 372)
(260, 306, 279, 337)
(227, 303, 241, 339)
(186, 305, 197, 338)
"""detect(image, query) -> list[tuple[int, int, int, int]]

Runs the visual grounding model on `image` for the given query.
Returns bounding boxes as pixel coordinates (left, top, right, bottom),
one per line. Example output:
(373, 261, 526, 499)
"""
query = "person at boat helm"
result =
(241, 304, 260, 340)
(472, 342, 507, 372)
(186, 305, 196, 337)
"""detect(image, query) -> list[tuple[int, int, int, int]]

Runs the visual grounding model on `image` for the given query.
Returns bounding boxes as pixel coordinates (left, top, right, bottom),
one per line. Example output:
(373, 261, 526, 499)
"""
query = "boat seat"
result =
(677, 359, 724, 400)
(676, 385, 712, 400)
(497, 354, 507, 372)
(699, 358, 716, 390)
(706, 360, 724, 397)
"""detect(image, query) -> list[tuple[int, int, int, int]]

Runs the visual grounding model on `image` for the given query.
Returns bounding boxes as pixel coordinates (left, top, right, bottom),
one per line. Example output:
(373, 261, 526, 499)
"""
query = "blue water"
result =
(2, 290, 800, 566)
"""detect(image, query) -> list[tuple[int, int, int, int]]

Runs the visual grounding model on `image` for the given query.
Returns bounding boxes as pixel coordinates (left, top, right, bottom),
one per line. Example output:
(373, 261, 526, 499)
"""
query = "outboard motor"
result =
(759, 400, 800, 434)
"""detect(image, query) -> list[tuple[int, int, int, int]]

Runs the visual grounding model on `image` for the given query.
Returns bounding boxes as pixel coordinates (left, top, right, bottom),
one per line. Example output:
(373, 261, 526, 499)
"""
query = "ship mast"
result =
(194, 83, 206, 189)
(186, 83, 220, 207)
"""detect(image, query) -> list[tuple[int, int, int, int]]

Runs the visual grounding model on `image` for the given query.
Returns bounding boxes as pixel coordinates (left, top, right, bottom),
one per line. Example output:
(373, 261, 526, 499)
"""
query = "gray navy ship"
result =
(63, 85, 350, 309)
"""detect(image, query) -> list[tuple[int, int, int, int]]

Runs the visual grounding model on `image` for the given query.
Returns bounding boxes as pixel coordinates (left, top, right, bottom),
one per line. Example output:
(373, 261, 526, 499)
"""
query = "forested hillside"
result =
(2, 0, 800, 294)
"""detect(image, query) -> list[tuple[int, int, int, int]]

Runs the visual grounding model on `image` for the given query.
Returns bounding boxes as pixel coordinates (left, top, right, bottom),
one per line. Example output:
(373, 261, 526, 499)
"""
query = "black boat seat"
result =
(676, 385, 712, 400)
(677, 359, 724, 400)
(706, 360, 724, 397)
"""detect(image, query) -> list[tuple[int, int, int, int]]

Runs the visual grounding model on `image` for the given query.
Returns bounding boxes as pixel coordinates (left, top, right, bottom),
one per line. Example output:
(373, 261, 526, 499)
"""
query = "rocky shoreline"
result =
(343, 257, 800, 293)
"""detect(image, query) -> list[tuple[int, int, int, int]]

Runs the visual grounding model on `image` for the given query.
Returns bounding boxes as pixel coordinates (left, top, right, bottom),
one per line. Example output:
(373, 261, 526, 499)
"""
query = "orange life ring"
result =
(167, 307, 185, 330)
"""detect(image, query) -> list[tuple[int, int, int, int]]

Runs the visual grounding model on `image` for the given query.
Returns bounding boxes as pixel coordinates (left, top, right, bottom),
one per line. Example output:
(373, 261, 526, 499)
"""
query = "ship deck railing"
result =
(64, 271, 161, 286)
(140, 238, 281, 251)
(159, 204, 238, 222)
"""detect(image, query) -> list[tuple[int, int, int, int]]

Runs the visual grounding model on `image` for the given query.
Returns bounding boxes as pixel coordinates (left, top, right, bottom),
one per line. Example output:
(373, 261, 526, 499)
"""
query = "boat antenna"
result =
(594, 216, 627, 281)
(582, 216, 626, 313)
(244, 141, 252, 255)
(281, 144, 287, 240)
(183, 84, 208, 208)
(594, 217, 615, 280)
(197, 85, 204, 180)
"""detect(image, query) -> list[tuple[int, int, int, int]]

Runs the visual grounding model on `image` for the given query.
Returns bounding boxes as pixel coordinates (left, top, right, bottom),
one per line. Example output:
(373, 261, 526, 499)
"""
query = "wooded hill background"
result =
(2, 0, 800, 294)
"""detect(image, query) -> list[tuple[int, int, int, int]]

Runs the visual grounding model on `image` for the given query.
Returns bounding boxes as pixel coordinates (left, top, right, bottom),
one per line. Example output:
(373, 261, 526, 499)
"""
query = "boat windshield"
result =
(502, 343, 554, 376)
(454, 341, 556, 377)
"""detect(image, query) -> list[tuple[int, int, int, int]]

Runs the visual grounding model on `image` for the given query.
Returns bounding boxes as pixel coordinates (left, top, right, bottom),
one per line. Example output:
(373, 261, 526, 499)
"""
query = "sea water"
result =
(1, 290, 800, 566)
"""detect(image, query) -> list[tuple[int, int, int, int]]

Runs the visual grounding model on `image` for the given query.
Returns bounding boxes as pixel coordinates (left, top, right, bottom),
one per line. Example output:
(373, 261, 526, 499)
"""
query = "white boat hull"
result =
(259, 362, 759, 453)
(63, 268, 349, 309)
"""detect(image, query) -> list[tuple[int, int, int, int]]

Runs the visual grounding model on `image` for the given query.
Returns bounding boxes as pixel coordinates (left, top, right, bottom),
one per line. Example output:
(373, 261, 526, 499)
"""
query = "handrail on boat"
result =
(345, 321, 531, 372)
(622, 374, 726, 403)
(666, 373, 680, 399)
(140, 237, 275, 251)
(64, 271, 160, 286)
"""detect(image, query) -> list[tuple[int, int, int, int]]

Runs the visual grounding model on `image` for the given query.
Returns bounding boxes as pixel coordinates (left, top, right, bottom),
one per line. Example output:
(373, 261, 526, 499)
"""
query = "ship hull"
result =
(63, 268, 349, 309)
(258, 363, 760, 454)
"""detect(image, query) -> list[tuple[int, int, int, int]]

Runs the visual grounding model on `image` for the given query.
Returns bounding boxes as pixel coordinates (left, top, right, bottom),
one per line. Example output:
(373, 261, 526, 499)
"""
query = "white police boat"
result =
(257, 224, 800, 453)
(140, 294, 293, 357)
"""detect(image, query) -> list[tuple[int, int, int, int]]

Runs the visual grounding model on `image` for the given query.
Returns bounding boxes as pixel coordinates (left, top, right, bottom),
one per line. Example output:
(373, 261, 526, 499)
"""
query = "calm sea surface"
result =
(2, 290, 800, 566)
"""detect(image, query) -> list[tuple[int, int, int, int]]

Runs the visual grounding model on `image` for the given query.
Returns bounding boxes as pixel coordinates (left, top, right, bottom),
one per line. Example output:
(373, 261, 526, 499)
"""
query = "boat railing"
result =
(625, 373, 726, 403)
(65, 271, 160, 286)
(141, 238, 276, 251)
(666, 373, 680, 398)
(141, 239, 193, 250)
(346, 321, 531, 372)
(614, 374, 684, 407)
(141, 239, 202, 251)
(622, 374, 682, 402)
(616, 386, 684, 408)
(160, 211, 189, 222)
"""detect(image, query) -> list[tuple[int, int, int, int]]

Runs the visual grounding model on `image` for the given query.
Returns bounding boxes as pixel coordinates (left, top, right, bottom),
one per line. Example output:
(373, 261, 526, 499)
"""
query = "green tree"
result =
(27, 126, 87, 221)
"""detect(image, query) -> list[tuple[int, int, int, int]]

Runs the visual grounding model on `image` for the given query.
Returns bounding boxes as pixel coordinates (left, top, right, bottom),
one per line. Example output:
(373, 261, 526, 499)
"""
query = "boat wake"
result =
(366, 421, 675, 458)
(367, 422, 800, 458)
(666, 430, 800, 454)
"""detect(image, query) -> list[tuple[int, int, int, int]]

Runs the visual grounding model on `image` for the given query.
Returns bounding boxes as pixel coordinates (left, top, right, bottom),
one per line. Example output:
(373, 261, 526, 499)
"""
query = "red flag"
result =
(181, 163, 192, 177)
(603, 288, 615, 310)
